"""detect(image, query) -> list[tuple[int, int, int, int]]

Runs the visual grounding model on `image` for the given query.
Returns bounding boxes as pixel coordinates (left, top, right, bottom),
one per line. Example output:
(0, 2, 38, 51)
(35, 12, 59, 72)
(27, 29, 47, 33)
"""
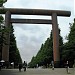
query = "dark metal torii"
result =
(0, 8, 71, 67)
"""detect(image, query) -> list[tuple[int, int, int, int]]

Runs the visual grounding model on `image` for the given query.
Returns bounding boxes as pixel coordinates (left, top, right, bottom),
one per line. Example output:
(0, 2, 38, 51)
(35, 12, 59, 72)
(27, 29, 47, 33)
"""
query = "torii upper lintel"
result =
(0, 8, 71, 16)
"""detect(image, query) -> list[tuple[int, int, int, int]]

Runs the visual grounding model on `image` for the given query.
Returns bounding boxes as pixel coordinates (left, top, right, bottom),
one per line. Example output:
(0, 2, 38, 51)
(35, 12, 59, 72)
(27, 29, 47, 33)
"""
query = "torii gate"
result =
(0, 8, 71, 67)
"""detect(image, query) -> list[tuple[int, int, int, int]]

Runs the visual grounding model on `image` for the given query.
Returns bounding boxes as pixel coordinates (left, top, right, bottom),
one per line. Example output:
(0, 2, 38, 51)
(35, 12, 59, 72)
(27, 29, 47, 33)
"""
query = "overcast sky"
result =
(3, 0, 75, 63)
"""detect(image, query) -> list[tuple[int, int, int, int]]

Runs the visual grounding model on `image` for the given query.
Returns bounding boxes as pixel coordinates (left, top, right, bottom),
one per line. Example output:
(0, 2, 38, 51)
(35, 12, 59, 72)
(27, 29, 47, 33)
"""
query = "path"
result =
(0, 68, 75, 75)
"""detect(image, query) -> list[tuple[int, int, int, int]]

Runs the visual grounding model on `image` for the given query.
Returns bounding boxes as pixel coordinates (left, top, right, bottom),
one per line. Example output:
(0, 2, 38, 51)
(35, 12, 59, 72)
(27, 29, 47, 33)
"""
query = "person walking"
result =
(18, 63, 22, 72)
(51, 61, 54, 70)
(23, 61, 27, 71)
(66, 61, 70, 74)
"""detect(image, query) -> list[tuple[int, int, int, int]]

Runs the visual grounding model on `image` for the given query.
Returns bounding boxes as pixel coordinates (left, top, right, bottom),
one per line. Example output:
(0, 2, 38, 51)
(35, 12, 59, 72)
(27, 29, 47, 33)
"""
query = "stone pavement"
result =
(0, 68, 75, 75)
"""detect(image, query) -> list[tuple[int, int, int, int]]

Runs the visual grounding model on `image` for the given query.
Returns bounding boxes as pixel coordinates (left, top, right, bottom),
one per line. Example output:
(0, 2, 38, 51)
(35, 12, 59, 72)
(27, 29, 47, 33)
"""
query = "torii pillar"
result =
(52, 13, 60, 67)
(2, 11, 11, 64)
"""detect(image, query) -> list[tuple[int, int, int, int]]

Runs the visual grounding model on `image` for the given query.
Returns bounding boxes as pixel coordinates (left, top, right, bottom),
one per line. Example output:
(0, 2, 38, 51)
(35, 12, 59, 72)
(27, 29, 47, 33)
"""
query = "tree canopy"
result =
(62, 19, 75, 67)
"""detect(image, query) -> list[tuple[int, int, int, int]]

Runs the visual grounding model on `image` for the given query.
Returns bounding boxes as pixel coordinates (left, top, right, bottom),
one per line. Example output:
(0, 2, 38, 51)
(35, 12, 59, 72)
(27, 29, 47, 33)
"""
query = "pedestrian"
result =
(51, 61, 54, 70)
(18, 63, 22, 72)
(23, 61, 27, 71)
(66, 61, 70, 74)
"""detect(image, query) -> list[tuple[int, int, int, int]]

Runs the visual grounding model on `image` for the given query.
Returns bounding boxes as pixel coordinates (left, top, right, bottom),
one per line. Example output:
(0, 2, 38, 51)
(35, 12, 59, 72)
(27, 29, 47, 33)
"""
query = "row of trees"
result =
(0, 0, 22, 67)
(28, 19, 75, 68)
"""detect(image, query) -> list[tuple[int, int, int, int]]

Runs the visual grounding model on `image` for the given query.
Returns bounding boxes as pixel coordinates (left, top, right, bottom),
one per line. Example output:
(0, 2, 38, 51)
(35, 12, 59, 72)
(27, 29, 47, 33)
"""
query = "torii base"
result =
(54, 61, 60, 68)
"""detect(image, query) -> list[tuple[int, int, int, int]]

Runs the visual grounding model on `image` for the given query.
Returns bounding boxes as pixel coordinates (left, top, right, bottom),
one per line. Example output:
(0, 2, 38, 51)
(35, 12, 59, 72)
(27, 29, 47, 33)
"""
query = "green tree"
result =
(0, 0, 7, 7)
(0, 0, 22, 67)
(0, 0, 7, 60)
(62, 19, 75, 67)
(14, 48, 22, 67)
(0, 17, 3, 60)
(28, 56, 37, 68)
(9, 24, 22, 67)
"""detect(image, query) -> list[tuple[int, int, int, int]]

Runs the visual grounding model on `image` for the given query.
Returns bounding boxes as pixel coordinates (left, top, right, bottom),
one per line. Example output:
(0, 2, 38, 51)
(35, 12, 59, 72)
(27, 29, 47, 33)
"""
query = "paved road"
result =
(0, 68, 75, 75)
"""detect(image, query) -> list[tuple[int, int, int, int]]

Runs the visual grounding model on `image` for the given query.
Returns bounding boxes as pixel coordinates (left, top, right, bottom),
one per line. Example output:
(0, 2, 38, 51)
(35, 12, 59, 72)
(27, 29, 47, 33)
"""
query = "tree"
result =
(0, 0, 7, 7)
(0, 0, 22, 67)
(9, 24, 22, 67)
(28, 56, 37, 68)
(62, 19, 75, 67)
(0, 0, 7, 61)
(0, 22, 22, 67)
(0, 15, 5, 61)
(14, 48, 22, 67)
